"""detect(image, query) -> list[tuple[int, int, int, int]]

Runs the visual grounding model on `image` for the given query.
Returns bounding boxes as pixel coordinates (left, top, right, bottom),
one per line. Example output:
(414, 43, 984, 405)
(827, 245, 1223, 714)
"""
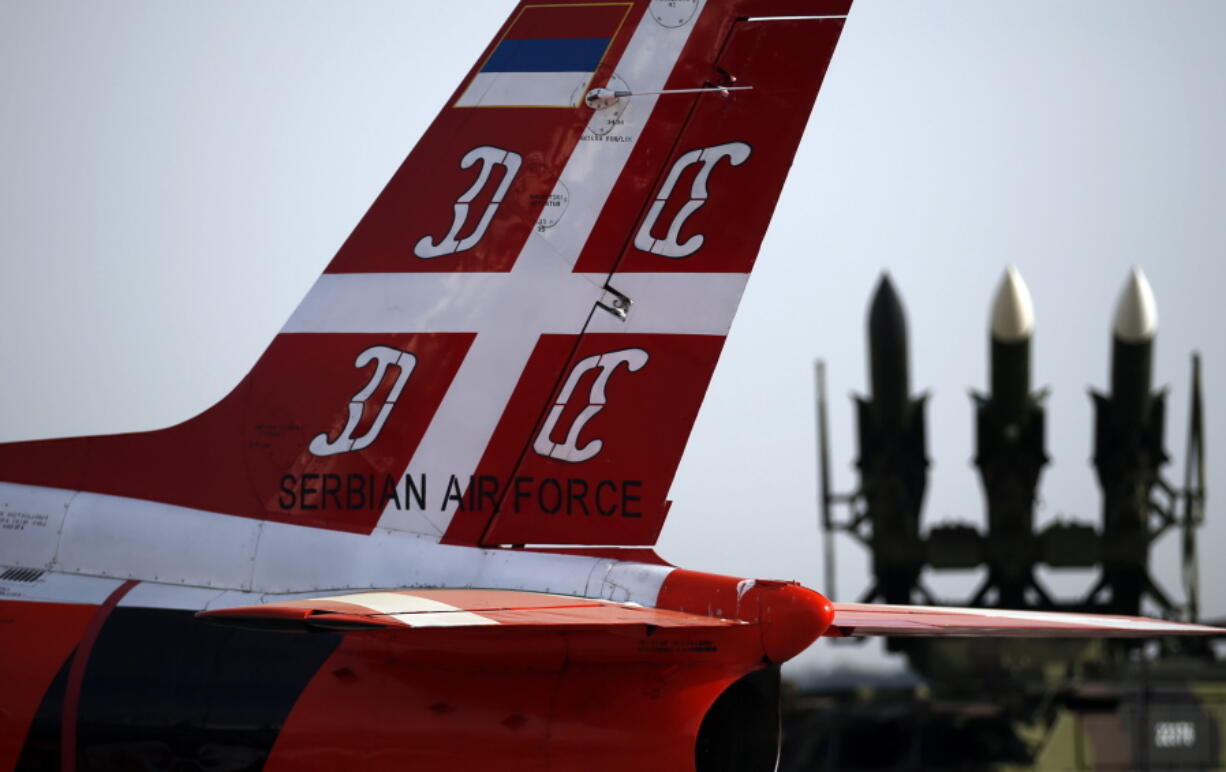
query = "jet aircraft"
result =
(0, 1, 1219, 769)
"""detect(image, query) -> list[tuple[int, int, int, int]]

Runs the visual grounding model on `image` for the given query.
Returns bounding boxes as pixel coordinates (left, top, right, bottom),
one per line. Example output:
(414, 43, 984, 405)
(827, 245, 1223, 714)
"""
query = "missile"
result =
(856, 273, 928, 605)
(867, 274, 910, 430)
(971, 267, 1049, 607)
(1110, 267, 1158, 427)
(1092, 267, 1166, 616)
(989, 266, 1035, 425)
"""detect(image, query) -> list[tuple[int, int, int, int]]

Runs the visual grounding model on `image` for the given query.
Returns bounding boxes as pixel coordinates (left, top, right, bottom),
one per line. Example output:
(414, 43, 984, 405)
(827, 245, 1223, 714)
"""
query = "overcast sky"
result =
(2, 1, 1224, 676)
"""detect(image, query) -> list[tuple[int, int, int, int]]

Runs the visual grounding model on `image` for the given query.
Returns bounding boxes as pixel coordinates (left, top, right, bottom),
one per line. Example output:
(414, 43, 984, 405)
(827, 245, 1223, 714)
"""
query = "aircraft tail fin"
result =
(0, 0, 852, 547)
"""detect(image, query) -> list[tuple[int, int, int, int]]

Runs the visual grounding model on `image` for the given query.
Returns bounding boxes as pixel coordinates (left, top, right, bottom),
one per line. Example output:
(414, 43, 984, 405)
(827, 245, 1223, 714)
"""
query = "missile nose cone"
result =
(1113, 267, 1158, 342)
(990, 266, 1034, 342)
(869, 273, 907, 345)
(867, 272, 910, 414)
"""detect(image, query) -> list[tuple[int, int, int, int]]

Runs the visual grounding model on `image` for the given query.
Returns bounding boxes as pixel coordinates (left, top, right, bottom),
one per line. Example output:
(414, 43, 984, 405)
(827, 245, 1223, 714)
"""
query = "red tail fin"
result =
(0, 0, 851, 545)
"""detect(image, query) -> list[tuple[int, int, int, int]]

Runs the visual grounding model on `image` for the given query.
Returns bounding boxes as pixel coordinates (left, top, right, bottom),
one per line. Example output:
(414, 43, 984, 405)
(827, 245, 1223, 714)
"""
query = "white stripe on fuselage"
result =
(0, 481, 674, 607)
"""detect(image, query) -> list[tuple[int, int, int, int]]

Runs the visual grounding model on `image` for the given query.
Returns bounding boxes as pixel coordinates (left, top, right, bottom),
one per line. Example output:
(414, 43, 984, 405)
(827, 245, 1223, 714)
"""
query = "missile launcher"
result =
(807, 265, 1213, 771)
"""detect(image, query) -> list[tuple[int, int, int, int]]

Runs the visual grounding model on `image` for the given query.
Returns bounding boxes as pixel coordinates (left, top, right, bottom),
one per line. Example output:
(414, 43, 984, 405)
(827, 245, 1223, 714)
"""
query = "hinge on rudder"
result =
(597, 284, 632, 321)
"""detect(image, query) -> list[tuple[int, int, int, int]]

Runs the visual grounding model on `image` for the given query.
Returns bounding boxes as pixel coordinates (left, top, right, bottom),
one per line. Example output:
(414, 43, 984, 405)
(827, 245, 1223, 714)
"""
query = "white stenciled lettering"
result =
(533, 348, 649, 463)
(309, 346, 417, 457)
(414, 145, 523, 258)
(1153, 721, 1196, 748)
(634, 141, 751, 258)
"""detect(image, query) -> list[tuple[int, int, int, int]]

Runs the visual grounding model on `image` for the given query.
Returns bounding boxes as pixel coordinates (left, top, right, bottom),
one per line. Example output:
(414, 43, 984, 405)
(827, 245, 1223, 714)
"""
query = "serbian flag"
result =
(455, 3, 631, 108)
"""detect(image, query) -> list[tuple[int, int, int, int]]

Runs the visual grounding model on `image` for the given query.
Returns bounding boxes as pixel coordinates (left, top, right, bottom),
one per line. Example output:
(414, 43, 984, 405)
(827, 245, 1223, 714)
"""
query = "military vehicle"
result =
(786, 268, 1223, 771)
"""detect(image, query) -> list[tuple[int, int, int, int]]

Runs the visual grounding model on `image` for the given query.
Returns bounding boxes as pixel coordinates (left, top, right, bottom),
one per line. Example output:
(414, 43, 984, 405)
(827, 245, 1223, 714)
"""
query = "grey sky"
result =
(2, 1, 1224, 676)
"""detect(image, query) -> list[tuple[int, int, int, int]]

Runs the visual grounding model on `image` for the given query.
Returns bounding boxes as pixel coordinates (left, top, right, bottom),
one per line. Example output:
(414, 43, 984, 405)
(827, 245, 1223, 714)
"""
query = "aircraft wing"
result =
(198, 589, 747, 633)
(825, 602, 1226, 638)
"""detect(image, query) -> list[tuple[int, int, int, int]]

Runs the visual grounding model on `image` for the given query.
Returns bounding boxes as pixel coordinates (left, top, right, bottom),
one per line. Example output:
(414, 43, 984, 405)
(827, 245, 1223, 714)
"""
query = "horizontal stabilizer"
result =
(197, 589, 746, 633)
(825, 603, 1226, 638)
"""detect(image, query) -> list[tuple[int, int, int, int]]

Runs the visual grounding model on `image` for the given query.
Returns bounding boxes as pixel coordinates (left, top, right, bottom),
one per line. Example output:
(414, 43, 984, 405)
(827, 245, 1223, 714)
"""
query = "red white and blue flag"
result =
(455, 3, 631, 108)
